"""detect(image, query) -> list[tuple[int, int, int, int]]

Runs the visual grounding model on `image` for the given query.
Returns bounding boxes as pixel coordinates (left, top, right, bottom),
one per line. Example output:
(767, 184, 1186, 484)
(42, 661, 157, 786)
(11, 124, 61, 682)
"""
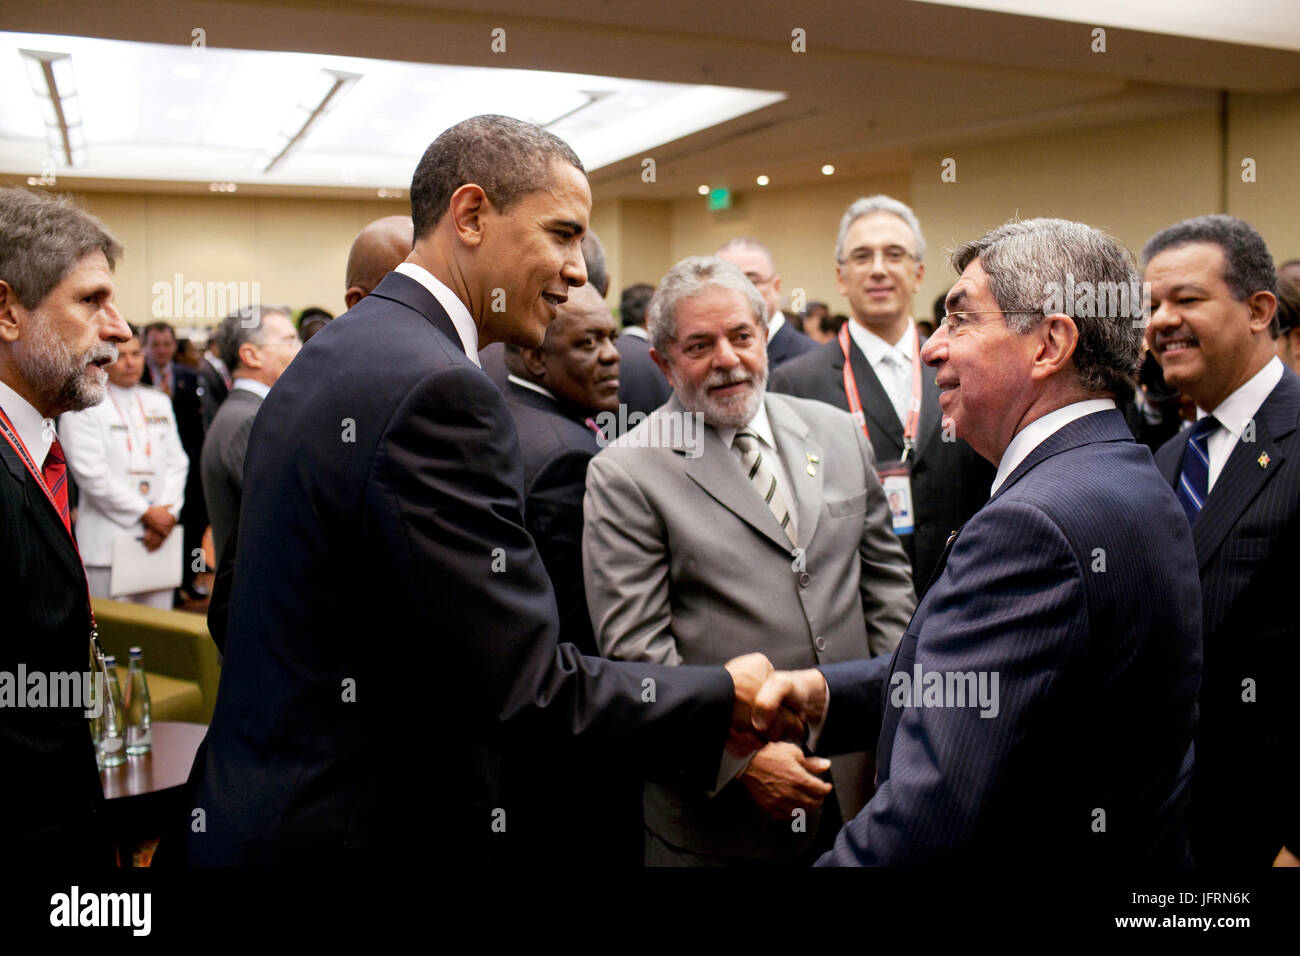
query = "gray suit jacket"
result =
(200, 386, 263, 565)
(583, 391, 915, 860)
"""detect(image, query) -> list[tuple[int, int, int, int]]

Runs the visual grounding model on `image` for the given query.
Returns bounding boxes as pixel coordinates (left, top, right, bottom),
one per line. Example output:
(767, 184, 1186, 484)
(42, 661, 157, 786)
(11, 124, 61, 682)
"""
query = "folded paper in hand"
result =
(109, 526, 184, 596)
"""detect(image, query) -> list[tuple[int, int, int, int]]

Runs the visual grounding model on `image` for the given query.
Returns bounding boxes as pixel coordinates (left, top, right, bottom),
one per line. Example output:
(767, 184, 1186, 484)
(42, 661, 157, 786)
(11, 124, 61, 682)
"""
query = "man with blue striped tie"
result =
(1146, 214, 1300, 868)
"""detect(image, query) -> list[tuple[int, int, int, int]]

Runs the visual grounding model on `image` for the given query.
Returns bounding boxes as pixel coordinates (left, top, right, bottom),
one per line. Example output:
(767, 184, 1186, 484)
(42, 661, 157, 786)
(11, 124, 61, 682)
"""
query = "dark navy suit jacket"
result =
(1155, 368, 1300, 865)
(180, 272, 733, 864)
(766, 318, 817, 368)
(504, 381, 602, 656)
(816, 409, 1202, 865)
(614, 330, 671, 423)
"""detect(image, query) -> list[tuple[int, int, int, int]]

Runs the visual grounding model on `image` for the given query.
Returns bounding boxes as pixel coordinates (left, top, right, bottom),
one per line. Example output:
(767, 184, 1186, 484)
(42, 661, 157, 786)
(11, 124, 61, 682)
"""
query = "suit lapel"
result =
(675, 400, 795, 554)
(1191, 378, 1298, 571)
(1, 442, 85, 587)
(767, 395, 823, 549)
(847, 339, 905, 452)
(369, 272, 467, 358)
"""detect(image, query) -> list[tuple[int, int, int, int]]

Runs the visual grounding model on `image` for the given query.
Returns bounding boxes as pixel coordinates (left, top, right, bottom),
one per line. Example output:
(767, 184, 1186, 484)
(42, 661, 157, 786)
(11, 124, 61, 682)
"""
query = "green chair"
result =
(91, 598, 221, 724)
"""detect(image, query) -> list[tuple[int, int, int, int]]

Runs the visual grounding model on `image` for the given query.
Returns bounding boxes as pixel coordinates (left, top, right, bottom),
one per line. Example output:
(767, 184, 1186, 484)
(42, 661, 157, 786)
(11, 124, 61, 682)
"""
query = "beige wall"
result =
(70, 92, 1300, 336)
(75, 192, 405, 334)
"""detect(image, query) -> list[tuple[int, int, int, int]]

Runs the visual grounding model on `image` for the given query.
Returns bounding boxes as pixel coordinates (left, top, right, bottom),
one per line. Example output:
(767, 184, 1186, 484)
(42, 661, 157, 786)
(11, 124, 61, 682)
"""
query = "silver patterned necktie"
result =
(733, 428, 797, 547)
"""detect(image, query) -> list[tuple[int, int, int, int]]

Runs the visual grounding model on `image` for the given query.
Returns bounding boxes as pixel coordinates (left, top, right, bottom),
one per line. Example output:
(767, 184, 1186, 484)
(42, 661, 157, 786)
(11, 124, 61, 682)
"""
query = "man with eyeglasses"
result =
(771, 195, 993, 591)
(716, 237, 817, 369)
(755, 218, 1202, 865)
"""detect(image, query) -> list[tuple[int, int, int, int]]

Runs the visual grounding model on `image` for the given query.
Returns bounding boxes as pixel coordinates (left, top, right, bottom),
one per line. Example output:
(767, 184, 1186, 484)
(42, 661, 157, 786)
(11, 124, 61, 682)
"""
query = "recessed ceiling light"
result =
(173, 64, 202, 79)
(208, 181, 237, 192)
(756, 175, 769, 186)
(821, 164, 835, 176)
(697, 184, 710, 195)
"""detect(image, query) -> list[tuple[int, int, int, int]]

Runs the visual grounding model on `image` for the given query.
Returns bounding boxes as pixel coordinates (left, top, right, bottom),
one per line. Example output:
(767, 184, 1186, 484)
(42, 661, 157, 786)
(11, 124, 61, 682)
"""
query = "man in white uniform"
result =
(60, 323, 188, 608)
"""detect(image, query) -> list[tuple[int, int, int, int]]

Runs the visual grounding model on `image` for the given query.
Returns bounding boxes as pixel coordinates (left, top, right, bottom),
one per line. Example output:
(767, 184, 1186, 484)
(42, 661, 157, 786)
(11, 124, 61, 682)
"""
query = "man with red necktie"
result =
(0, 187, 132, 863)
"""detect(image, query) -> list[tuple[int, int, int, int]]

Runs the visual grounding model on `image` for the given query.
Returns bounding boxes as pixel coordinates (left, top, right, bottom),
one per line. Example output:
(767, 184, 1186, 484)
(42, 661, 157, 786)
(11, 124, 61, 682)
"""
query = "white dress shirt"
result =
(0, 379, 54, 468)
(1201, 356, 1285, 492)
(620, 324, 649, 340)
(394, 261, 482, 368)
(767, 310, 787, 343)
(231, 377, 272, 400)
(991, 399, 1117, 496)
(847, 319, 916, 427)
(506, 374, 558, 404)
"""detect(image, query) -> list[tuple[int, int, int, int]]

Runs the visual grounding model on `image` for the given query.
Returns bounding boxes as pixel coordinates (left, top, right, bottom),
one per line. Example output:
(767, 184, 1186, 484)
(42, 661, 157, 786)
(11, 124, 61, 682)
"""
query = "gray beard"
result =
(14, 315, 116, 415)
(669, 362, 768, 429)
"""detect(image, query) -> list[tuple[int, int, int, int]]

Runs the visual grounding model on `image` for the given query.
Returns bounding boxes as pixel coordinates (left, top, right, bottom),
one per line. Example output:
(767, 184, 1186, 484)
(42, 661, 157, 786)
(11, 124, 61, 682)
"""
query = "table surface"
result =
(99, 720, 208, 800)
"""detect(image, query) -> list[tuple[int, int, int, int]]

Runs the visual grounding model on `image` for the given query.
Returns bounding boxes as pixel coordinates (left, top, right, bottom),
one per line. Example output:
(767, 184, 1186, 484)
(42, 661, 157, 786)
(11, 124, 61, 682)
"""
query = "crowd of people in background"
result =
(2, 111, 1297, 869)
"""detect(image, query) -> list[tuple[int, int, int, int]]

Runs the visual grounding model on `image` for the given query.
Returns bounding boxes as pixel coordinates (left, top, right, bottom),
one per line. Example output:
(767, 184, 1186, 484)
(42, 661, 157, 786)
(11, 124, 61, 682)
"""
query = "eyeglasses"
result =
(840, 247, 916, 268)
(941, 309, 1040, 330)
(743, 272, 776, 286)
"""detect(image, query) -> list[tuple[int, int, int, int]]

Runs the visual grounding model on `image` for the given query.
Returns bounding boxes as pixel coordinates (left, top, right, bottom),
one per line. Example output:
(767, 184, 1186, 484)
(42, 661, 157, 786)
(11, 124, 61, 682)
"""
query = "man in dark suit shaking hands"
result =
(181, 115, 805, 865)
(1144, 215, 1299, 867)
(756, 218, 1203, 865)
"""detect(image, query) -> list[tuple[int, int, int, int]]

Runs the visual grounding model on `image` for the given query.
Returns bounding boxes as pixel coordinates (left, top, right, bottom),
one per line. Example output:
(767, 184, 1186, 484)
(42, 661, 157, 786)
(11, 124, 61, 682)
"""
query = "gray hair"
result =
(0, 187, 122, 309)
(835, 195, 925, 264)
(1142, 214, 1277, 335)
(951, 217, 1142, 404)
(647, 256, 767, 355)
(716, 237, 776, 272)
(409, 114, 584, 239)
(216, 304, 292, 373)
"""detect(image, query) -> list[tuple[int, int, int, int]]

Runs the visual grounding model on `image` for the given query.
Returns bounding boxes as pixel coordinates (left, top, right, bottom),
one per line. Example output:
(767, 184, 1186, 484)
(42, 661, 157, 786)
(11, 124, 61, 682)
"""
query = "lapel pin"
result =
(805, 452, 819, 477)
(1258, 452, 1270, 469)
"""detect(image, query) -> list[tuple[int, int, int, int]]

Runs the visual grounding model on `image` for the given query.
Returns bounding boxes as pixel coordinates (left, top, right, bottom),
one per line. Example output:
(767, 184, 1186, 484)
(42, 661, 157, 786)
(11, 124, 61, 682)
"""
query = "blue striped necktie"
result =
(1176, 416, 1220, 524)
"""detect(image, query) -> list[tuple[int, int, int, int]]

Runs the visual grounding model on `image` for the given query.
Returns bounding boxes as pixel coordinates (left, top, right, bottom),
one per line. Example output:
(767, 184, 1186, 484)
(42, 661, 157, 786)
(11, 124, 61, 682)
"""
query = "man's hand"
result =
(142, 527, 165, 552)
(752, 667, 829, 738)
(724, 653, 805, 755)
(142, 505, 177, 538)
(740, 741, 833, 821)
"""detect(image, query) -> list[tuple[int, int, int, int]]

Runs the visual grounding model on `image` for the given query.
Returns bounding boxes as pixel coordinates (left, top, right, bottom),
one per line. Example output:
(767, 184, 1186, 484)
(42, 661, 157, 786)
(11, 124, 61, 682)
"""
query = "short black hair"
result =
(619, 283, 655, 327)
(409, 114, 584, 239)
(1143, 215, 1277, 334)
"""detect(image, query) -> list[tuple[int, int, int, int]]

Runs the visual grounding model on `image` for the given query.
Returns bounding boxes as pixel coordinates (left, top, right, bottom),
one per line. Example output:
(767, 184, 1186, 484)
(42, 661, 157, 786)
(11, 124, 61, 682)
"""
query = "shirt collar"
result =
(232, 377, 272, 399)
(991, 398, 1117, 495)
(621, 325, 649, 340)
(0, 379, 55, 466)
(846, 317, 915, 368)
(767, 310, 786, 341)
(715, 397, 776, 450)
(506, 374, 557, 404)
(1198, 356, 1285, 439)
(394, 261, 482, 368)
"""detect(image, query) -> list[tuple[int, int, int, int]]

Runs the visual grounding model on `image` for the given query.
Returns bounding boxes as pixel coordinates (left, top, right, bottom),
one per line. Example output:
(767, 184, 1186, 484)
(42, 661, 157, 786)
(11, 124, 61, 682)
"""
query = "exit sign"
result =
(708, 187, 732, 210)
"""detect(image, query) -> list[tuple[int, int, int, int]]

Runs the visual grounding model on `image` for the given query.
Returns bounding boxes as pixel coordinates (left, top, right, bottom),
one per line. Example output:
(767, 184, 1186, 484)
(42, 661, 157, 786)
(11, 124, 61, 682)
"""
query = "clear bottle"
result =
(99, 654, 126, 768)
(88, 662, 104, 771)
(124, 646, 152, 755)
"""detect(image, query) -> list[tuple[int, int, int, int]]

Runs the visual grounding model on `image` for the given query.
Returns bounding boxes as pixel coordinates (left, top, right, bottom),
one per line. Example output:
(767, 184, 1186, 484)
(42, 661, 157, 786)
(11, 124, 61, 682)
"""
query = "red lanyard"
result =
(107, 388, 153, 459)
(839, 322, 923, 461)
(0, 402, 99, 642)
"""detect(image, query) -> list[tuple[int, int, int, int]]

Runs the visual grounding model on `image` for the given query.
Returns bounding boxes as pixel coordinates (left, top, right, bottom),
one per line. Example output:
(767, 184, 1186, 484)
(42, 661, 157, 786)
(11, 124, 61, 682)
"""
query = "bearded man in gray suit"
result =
(582, 256, 915, 866)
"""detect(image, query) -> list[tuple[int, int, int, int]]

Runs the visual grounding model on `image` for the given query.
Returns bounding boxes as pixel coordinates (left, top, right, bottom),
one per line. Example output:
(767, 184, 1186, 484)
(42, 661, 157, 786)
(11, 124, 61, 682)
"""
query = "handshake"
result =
(723, 653, 829, 756)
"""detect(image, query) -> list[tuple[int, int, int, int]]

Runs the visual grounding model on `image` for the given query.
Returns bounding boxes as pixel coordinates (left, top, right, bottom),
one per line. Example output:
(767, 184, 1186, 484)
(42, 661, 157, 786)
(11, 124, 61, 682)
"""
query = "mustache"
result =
(84, 343, 119, 366)
(1151, 330, 1199, 349)
(704, 367, 754, 389)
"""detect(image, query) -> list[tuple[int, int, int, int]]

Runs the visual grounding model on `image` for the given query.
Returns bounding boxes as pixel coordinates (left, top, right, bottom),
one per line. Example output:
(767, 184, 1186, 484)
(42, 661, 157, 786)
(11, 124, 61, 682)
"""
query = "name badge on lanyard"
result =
(838, 322, 923, 536)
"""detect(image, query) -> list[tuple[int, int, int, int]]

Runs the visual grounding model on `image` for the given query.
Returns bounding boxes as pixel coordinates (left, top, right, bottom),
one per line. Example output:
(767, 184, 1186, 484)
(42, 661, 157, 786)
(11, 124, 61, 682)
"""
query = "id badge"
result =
(128, 469, 156, 506)
(877, 460, 914, 536)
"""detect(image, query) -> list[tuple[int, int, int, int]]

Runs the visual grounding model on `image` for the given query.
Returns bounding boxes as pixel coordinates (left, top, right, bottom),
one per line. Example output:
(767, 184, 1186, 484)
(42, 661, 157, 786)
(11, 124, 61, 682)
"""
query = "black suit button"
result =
(814, 636, 827, 652)
(798, 572, 811, 588)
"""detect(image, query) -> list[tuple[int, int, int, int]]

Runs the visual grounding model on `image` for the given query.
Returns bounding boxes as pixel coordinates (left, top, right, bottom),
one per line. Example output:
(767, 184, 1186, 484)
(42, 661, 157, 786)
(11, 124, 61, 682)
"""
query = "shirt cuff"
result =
(805, 672, 830, 753)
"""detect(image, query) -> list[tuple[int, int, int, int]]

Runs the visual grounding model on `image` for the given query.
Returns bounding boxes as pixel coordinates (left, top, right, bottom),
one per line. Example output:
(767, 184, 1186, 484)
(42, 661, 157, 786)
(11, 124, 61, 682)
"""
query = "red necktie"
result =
(43, 437, 71, 534)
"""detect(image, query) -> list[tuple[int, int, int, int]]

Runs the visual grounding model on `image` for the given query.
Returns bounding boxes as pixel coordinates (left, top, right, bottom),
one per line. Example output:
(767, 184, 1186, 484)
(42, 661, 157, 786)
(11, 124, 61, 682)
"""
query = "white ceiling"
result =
(0, 31, 782, 190)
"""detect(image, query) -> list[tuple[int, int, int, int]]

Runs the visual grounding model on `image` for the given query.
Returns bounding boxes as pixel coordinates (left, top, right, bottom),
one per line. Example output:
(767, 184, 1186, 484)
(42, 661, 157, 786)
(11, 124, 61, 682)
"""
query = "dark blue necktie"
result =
(1176, 416, 1220, 524)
